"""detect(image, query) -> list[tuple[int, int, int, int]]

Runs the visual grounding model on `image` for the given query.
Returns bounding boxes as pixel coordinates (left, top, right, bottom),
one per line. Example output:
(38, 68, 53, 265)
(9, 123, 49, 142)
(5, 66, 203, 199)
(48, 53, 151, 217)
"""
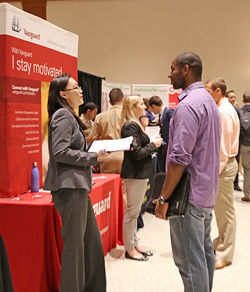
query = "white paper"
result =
(145, 126, 160, 142)
(88, 136, 133, 152)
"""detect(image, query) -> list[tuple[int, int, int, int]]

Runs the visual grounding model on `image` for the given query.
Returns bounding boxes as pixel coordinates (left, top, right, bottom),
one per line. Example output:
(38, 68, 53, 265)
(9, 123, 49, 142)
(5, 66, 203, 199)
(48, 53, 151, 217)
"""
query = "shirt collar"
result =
(160, 106, 165, 115)
(111, 104, 122, 109)
(178, 81, 204, 102)
(217, 97, 227, 108)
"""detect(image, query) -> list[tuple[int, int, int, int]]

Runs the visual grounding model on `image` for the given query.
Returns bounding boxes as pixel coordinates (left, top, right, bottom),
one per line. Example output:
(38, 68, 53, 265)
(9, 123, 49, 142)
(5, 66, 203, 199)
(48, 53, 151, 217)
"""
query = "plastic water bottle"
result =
(31, 162, 39, 192)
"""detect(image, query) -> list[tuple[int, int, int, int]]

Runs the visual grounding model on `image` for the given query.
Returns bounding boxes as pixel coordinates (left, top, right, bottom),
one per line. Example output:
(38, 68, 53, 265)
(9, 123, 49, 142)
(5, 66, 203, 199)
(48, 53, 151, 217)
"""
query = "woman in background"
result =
(121, 95, 162, 261)
(43, 73, 106, 292)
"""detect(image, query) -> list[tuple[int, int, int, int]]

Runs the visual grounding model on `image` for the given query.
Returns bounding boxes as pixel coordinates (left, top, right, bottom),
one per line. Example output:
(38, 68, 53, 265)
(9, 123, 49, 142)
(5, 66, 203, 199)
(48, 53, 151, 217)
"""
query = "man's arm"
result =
(219, 111, 232, 174)
(155, 104, 198, 219)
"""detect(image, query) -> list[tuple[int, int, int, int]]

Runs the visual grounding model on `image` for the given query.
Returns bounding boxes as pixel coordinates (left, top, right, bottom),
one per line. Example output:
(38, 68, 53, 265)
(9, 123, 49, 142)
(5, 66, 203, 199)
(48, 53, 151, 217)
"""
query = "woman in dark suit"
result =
(121, 95, 162, 261)
(43, 74, 106, 292)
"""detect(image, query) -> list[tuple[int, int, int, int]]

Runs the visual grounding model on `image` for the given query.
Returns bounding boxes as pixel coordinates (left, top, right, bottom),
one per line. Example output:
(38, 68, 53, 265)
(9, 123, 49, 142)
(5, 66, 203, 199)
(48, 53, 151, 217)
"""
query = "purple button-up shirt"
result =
(166, 81, 221, 209)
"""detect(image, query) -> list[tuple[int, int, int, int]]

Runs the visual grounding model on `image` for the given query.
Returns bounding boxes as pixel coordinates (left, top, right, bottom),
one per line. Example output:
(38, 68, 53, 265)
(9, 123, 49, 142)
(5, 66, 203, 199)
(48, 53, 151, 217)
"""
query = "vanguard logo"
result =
(11, 15, 40, 40)
(92, 192, 111, 216)
(23, 29, 40, 40)
(12, 16, 22, 33)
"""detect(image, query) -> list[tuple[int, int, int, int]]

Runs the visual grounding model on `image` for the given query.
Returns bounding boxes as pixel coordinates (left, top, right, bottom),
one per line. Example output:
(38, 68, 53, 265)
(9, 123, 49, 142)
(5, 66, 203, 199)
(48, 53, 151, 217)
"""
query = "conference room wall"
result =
(6, 2, 22, 9)
(8, 1, 250, 106)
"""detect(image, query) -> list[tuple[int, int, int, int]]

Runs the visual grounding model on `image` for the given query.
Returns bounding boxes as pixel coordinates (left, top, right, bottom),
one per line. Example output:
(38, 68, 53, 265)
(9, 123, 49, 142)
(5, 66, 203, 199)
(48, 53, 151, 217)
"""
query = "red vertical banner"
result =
(0, 3, 78, 197)
(168, 87, 182, 109)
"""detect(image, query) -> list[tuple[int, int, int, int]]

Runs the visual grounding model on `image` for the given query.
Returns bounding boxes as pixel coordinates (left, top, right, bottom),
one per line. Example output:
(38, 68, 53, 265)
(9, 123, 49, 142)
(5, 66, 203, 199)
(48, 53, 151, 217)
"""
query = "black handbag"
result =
(146, 172, 190, 218)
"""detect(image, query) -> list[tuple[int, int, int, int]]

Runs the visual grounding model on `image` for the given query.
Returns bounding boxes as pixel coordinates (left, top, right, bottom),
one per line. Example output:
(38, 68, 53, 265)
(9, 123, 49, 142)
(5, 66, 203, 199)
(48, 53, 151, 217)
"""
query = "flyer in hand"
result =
(88, 136, 133, 152)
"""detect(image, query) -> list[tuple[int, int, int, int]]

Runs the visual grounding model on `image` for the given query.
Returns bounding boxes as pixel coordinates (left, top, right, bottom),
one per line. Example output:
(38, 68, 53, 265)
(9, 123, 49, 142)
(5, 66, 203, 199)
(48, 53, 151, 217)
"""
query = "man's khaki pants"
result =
(213, 157, 237, 263)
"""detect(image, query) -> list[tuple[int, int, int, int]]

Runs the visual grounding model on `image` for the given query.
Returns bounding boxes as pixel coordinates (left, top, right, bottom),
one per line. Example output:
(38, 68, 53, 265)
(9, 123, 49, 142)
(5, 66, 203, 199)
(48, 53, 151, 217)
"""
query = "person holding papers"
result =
(121, 95, 162, 261)
(91, 88, 128, 208)
(43, 74, 106, 292)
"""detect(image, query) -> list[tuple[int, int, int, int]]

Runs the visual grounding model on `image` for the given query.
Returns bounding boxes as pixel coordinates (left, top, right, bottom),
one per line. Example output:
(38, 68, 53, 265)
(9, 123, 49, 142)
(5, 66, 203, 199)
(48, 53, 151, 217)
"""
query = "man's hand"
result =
(153, 162, 185, 220)
(153, 199, 169, 221)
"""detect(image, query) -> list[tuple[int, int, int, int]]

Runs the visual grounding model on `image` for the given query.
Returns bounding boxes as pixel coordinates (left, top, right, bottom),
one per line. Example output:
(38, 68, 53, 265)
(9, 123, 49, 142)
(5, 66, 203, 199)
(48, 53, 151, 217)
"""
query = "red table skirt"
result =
(0, 174, 124, 292)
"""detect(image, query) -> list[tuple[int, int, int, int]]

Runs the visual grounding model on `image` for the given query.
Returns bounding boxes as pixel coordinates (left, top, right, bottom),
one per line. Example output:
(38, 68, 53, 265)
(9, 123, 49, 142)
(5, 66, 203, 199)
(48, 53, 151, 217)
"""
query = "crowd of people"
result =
(44, 51, 250, 292)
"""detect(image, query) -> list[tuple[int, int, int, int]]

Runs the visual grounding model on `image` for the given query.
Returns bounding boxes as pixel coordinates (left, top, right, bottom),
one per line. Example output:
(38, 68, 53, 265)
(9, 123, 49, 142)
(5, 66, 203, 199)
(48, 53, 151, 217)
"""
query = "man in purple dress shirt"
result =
(155, 52, 221, 292)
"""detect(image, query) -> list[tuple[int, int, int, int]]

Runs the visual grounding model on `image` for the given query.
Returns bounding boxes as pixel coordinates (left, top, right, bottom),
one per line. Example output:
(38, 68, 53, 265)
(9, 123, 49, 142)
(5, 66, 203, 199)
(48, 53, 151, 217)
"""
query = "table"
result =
(0, 174, 124, 292)
(91, 174, 124, 250)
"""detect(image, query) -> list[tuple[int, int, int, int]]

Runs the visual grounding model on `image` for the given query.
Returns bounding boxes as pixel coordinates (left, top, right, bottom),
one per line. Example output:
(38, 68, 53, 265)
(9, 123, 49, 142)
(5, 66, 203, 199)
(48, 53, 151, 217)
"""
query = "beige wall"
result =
(5, 1, 22, 9)
(6, 0, 250, 106)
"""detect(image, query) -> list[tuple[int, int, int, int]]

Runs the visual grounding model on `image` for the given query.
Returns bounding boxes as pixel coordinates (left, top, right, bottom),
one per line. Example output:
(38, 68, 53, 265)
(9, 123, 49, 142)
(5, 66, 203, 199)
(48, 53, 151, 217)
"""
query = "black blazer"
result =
(159, 107, 174, 144)
(158, 107, 174, 172)
(121, 121, 157, 179)
(239, 104, 250, 146)
(44, 108, 98, 192)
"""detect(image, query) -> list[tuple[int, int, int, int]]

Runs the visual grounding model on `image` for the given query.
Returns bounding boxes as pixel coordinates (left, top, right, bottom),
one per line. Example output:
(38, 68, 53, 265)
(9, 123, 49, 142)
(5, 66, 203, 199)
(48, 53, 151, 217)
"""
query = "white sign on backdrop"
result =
(0, 3, 78, 57)
(131, 84, 172, 107)
(101, 80, 131, 111)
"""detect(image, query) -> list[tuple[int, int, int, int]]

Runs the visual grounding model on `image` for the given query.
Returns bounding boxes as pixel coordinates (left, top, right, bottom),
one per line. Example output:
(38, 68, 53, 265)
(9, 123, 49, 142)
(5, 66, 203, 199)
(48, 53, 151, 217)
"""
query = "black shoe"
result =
(234, 185, 242, 191)
(125, 251, 148, 261)
(138, 251, 153, 257)
(135, 247, 153, 257)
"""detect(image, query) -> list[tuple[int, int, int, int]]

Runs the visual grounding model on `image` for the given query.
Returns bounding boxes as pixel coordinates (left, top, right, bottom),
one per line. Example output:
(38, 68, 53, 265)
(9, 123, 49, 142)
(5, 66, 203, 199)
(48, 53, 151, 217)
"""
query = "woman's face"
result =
(61, 77, 83, 110)
(133, 96, 146, 118)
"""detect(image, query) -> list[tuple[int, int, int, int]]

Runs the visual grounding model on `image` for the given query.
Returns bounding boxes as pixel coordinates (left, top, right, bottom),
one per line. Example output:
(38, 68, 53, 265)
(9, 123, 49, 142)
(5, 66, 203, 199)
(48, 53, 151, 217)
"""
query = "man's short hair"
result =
(243, 91, 250, 103)
(206, 78, 227, 96)
(82, 102, 99, 114)
(148, 96, 163, 107)
(175, 51, 202, 79)
(109, 88, 124, 103)
(226, 90, 235, 97)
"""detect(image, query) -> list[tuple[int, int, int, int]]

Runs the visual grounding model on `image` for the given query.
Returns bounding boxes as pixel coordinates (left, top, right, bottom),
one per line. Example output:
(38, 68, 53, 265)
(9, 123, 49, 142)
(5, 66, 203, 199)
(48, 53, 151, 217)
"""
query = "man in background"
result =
(148, 96, 174, 172)
(226, 90, 240, 107)
(239, 91, 250, 202)
(155, 52, 221, 292)
(205, 78, 240, 269)
(80, 102, 99, 147)
(92, 88, 127, 207)
(226, 90, 241, 191)
(92, 88, 124, 173)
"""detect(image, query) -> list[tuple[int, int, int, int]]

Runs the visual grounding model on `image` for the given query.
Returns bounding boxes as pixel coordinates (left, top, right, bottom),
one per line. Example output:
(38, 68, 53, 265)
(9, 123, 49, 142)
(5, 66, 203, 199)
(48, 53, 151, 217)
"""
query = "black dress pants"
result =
(233, 152, 240, 187)
(0, 235, 14, 292)
(52, 188, 106, 292)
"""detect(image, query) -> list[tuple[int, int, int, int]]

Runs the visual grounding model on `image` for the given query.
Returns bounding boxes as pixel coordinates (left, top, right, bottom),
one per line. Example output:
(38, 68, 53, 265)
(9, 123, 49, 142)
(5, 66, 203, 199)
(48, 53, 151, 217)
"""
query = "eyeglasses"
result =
(63, 86, 82, 91)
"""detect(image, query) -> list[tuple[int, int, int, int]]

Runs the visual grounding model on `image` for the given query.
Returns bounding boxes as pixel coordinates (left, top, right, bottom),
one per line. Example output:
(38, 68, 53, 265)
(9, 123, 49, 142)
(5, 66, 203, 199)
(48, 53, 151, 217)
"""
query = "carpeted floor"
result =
(105, 175, 250, 292)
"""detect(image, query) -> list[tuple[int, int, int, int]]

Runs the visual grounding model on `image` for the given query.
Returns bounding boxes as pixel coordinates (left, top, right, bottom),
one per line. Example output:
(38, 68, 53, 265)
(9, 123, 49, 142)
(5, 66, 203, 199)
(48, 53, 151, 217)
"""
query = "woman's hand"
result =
(152, 136, 163, 148)
(96, 149, 109, 160)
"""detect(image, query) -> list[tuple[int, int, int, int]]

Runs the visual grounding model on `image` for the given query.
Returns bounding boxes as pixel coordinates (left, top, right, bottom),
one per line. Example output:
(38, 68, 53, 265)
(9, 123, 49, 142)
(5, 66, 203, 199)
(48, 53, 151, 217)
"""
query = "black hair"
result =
(226, 90, 235, 97)
(47, 73, 87, 130)
(148, 96, 163, 107)
(82, 102, 99, 114)
(175, 52, 202, 79)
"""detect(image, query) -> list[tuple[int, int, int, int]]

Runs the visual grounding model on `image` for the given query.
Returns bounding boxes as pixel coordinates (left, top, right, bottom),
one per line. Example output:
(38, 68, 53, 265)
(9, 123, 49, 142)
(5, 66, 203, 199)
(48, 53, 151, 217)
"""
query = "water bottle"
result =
(31, 162, 39, 192)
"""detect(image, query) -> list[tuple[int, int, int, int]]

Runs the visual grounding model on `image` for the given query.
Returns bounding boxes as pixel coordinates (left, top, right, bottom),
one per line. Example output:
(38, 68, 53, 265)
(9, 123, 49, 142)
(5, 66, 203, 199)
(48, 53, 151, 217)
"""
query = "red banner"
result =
(1, 35, 77, 81)
(0, 4, 78, 197)
(169, 86, 182, 109)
